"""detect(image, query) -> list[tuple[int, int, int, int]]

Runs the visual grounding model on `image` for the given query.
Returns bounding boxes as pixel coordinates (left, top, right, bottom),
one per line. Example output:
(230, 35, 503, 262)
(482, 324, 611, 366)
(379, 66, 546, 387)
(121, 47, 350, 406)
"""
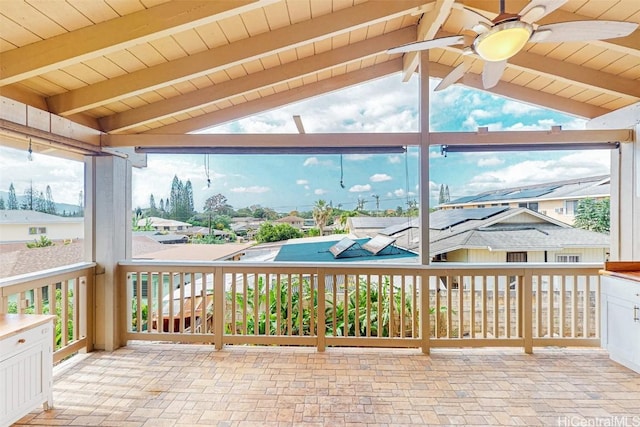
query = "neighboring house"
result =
(134, 231, 189, 244)
(275, 215, 305, 229)
(230, 217, 265, 240)
(0, 210, 83, 242)
(352, 207, 609, 263)
(137, 243, 253, 262)
(138, 217, 191, 231)
(438, 175, 610, 225)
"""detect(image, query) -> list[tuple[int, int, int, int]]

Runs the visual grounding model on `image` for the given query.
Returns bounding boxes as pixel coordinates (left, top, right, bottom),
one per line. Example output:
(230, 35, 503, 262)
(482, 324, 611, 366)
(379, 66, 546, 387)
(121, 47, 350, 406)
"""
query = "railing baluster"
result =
(470, 276, 476, 339)
(536, 275, 542, 337)
(481, 276, 487, 338)
(583, 275, 589, 338)
(505, 275, 510, 339)
(493, 275, 499, 338)
(594, 275, 600, 339)
(400, 275, 406, 338)
(265, 273, 270, 336)
(344, 274, 349, 337)
(560, 275, 566, 338)
(331, 274, 337, 337)
(276, 274, 282, 335)
(377, 274, 382, 338)
(355, 275, 360, 337)
(571, 275, 578, 338)
(412, 275, 417, 338)
(287, 273, 292, 336)
(366, 275, 371, 338)
(458, 275, 464, 339)
(61, 280, 69, 346)
(389, 275, 395, 338)
(179, 273, 185, 333)
(447, 276, 453, 338)
(242, 273, 248, 335)
(252, 273, 260, 335)
(298, 273, 303, 336)
(548, 275, 554, 339)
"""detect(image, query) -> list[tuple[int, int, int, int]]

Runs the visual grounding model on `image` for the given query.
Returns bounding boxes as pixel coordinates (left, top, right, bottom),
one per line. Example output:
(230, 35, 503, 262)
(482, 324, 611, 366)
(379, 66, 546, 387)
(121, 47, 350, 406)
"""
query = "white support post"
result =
(419, 52, 430, 265)
(84, 155, 132, 351)
(610, 126, 640, 260)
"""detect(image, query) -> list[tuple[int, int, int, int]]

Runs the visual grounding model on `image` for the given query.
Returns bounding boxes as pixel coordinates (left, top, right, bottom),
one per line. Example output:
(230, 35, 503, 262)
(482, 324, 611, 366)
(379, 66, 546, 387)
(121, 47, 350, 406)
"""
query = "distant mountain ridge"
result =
(0, 191, 82, 216)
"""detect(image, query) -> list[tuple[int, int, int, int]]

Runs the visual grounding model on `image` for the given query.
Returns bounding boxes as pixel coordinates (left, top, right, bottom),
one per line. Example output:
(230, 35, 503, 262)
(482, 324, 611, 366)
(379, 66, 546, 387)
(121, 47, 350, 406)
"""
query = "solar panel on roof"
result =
(329, 238, 357, 258)
(430, 207, 508, 230)
(362, 235, 396, 255)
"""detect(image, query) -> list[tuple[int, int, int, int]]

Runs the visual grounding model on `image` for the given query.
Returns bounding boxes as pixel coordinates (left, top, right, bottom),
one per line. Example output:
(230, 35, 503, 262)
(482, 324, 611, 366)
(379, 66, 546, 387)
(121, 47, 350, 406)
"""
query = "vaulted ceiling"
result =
(0, 0, 638, 149)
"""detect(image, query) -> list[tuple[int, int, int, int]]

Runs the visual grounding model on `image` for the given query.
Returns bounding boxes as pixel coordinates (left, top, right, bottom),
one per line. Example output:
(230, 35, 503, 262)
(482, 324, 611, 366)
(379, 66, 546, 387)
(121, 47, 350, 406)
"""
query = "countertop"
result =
(600, 261, 640, 283)
(0, 314, 56, 340)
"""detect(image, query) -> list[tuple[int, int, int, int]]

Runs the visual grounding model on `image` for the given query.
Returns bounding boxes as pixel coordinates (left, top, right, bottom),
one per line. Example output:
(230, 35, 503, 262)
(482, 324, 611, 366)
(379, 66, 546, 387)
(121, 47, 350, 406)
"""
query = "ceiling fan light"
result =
(474, 21, 533, 62)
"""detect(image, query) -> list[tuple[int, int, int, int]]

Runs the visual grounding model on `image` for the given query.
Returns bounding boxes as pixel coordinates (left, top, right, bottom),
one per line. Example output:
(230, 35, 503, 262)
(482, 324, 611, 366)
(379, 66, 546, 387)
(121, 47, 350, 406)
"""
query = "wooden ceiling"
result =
(1, 0, 639, 142)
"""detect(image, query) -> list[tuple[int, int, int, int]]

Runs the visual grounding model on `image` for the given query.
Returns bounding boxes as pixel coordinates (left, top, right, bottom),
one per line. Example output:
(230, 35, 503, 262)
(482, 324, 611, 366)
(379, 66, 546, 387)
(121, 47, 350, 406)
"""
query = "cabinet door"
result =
(0, 341, 47, 425)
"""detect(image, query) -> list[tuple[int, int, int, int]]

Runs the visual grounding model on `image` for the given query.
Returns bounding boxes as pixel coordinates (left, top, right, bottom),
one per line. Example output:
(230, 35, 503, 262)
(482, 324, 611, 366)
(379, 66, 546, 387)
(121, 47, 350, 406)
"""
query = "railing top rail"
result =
(0, 262, 96, 288)
(118, 260, 603, 273)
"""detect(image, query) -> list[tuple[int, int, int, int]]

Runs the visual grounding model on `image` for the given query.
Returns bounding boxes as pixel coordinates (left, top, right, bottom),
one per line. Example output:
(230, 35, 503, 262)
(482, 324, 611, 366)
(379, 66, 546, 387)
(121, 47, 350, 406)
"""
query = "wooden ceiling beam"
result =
(142, 61, 404, 135)
(46, 0, 430, 116)
(0, 0, 275, 86)
(401, 0, 455, 82)
(428, 62, 610, 119)
(100, 28, 416, 133)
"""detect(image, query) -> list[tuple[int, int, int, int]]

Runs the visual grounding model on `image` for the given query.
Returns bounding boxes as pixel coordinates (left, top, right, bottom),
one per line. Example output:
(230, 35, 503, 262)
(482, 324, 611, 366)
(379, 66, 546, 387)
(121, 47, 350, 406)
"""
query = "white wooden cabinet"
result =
(601, 275, 640, 373)
(0, 314, 55, 427)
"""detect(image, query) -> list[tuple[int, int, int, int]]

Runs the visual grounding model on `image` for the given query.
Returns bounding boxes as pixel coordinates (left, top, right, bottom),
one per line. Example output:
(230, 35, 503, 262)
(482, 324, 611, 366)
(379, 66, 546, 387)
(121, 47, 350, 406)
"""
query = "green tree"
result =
(203, 193, 229, 214)
(77, 190, 84, 216)
(184, 180, 195, 219)
(149, 194, 158, 217)
(45, 185, 56, 214)
(255, 222, 303, 243)
(438, 184, 445, 204)
(21, 182, 36, 210)
(7, 183, 18, 210)
(444, 185, 450, 203)
(574, 197, 610, 233)
(0, 196, 5, 210)
(312, 199, 332, 236)
(34, 190, 46, 212)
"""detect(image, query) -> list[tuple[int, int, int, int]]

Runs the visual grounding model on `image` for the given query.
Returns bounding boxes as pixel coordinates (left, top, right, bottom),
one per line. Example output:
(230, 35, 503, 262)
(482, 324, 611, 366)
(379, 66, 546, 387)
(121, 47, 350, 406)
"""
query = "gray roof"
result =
(429, 209, 609, 255)
(348, 216, 413, 230)
(0, 210, 83, 224)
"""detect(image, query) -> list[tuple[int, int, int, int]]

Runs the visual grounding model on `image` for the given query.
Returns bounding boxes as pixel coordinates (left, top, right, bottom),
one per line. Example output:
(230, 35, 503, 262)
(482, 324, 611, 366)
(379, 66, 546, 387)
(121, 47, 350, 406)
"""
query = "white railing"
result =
(119, 261, 602, 353)
(0, 262, 95, 363)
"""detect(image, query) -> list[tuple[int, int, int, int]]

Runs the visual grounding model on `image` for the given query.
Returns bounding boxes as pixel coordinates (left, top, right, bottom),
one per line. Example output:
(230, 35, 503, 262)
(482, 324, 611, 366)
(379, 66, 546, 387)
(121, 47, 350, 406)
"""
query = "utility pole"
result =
(371, 194, 380, 216)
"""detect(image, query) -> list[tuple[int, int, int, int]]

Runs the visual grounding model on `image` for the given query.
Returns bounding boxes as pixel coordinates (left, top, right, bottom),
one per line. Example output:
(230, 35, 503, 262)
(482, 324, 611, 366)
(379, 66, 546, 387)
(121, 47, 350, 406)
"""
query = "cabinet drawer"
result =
(0, 324, 51, 360)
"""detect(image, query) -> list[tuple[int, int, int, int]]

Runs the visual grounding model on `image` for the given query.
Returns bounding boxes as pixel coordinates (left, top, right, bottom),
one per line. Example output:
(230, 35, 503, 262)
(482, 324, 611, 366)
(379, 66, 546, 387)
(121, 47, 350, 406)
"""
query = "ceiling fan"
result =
(387, 0, 639, 91)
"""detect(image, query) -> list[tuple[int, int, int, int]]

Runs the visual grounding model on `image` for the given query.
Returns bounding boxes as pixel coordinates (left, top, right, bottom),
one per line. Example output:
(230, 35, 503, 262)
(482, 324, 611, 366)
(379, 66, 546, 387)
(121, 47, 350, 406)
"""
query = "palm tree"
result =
(312, 199, 332, 236)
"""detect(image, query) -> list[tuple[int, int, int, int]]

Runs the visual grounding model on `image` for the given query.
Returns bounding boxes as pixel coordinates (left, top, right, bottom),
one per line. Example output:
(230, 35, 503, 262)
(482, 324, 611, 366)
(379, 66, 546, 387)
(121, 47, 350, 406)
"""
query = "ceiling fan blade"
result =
(482, 60, 506, 89)
(529, 20, 639, 43)
(435, 63, 467, 92)
(387, 35, 464, 54)
(519, 0, 567, 24)
(460, 7, 493, 30)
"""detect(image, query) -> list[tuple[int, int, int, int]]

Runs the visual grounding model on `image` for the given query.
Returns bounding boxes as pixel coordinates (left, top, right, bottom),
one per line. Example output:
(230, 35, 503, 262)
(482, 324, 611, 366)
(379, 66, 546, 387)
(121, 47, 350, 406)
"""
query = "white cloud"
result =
(388, 155, 402, 164)
(304, 185, 310, 190)
(296, 179, 308, 185)
(393, 188, 405, 197)
(464, 150, 610, 194)
(314, 188, 327, 195)
(370, 173, 392, 182)
(230, 186, 270, 193)
(477, 157, 504, 167)
(501, 100, 541, 116)
(303, 157, 319, 166)
(470, 109, 495, 120)
(349, 184, 372, 192)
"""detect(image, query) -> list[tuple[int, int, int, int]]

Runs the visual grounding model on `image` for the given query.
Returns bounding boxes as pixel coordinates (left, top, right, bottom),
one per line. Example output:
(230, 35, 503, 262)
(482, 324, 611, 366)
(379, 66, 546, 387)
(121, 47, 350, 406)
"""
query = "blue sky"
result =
(0, 73, 610, 213)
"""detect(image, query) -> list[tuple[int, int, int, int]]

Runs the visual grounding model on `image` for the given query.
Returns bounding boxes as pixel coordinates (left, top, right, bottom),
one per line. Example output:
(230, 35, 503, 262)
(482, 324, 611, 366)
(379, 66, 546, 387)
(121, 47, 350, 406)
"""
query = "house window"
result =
(556, 254, 580, 263)
(564, 200, 579, 215)
(28, 227, 46, 235)
(506, 252, 527, 262)
(518, 202, 539, 212)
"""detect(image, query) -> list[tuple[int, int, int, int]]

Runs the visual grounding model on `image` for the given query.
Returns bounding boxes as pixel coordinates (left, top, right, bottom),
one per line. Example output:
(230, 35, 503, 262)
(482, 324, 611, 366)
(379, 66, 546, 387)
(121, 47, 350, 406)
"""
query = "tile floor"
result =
(15, 344, 640, 426)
